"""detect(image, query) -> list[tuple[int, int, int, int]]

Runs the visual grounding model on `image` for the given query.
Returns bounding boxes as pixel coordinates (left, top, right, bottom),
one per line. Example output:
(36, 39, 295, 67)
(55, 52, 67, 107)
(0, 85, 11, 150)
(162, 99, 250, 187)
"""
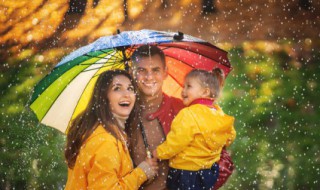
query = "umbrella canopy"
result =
(29, 29, 232, 133)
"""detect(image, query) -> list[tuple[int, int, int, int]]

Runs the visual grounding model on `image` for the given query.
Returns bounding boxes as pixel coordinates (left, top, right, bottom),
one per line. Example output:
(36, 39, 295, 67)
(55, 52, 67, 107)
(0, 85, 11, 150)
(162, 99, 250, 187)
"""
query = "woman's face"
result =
(107, 75, 136, 118)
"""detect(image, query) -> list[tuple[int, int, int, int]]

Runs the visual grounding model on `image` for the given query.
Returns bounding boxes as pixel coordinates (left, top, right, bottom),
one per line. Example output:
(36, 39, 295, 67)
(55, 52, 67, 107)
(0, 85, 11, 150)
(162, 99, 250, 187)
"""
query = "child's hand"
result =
(152, 149, 159, 159)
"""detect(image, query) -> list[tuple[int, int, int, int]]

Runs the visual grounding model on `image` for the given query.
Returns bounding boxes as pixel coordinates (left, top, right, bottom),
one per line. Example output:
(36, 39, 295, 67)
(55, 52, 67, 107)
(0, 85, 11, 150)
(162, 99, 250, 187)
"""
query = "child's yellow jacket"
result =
(157, 104, 236, 171)
(65, 125, 147, 190)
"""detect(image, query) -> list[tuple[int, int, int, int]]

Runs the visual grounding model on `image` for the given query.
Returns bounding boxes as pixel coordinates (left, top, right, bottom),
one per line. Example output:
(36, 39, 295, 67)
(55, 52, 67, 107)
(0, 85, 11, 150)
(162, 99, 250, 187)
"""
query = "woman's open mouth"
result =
(119, 101, 130, 107)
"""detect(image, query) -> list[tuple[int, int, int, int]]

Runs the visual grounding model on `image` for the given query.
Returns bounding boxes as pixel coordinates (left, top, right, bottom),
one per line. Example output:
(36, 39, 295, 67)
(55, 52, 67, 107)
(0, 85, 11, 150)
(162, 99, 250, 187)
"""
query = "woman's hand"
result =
(138, 157, 159, 180)
(145, 157, 159, 178)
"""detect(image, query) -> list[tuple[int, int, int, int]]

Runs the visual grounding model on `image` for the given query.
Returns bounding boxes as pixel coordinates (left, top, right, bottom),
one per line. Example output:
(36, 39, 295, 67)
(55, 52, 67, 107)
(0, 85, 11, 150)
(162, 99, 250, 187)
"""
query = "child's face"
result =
(181, 77, 209, 106)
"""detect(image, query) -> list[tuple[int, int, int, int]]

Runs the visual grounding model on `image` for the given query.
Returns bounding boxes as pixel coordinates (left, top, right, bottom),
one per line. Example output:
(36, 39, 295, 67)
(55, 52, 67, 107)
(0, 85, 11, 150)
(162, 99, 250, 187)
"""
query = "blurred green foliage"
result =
(0, 53, 67, 189)
(1, 41, 319, 189)
(220, 41, 320, 189)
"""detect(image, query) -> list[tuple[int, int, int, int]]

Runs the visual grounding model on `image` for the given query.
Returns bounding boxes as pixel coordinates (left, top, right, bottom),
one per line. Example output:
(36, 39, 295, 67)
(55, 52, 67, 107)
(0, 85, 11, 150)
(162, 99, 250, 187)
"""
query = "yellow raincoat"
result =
(157, 104, 236, 171)
(65, 125, 147, 190)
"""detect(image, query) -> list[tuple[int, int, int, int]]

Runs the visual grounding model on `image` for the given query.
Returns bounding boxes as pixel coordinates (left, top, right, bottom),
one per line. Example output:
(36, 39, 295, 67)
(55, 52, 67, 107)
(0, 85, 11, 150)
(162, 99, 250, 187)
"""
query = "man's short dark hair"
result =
(131, 45, 166, 67)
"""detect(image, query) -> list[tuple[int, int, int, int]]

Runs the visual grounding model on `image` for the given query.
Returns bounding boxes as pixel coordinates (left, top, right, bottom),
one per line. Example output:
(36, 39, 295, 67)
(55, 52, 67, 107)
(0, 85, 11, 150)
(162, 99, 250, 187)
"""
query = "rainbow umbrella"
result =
(29, 29, 232, 133)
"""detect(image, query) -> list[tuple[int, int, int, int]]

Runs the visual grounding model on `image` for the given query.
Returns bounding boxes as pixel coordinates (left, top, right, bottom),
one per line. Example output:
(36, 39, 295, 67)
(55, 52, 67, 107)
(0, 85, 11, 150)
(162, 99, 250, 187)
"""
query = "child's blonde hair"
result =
(185, 68, 225, 99)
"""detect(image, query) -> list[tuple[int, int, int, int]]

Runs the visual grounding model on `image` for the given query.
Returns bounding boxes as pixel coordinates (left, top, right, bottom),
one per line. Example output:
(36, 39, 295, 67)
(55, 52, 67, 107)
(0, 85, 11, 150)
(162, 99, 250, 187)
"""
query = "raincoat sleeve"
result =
(225, 125, 236, 147)
(214, 105, 236, 147)
(156, 108, 196, 160)
(87, 141, 147, 190)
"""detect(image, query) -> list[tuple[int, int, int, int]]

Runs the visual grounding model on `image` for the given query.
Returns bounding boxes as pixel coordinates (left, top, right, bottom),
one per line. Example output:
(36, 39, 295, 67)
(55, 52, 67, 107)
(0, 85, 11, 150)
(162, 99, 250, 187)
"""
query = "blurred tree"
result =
(93, 0, 100, 8)
(124, 0, 128, 21)
(202, 0, 217, 14)
(68, 0, 87, 13)
(161, 0, 169, 9)
(0, 54, 67, 189)
(220, 42, 320, 189)
(299, 0, 312, 10)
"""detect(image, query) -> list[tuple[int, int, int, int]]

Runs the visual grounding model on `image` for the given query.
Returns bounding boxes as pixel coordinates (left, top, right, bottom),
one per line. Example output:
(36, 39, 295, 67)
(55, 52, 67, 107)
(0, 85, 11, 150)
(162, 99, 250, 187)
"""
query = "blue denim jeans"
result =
(167, 163, 219, 190)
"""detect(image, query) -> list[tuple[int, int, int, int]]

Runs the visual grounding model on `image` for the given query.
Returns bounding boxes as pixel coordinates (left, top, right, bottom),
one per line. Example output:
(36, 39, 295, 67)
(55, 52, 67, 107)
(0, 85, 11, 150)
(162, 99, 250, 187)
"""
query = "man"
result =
(128, 45, 233, 190)
(128, 45, 184, 189)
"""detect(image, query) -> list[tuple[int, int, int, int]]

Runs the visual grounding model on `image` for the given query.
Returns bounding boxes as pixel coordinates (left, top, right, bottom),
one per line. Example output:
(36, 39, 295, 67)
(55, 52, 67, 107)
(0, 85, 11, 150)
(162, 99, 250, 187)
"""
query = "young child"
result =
(153, 68, 236, 190)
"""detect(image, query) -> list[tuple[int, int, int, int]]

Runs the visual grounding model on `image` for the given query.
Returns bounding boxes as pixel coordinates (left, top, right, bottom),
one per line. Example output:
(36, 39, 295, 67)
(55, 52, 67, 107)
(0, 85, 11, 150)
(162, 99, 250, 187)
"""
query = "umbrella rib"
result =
(163, 54, 195, 68)
(85, 54, 112, 59)
(165, 53, 230, 72)
(83, 49, 118, 58)
(81, 64, 119, 73)
(85, 55, 107, 58)
(100, 49, 114, 53)
(168, 73, 184, 87)
(82, 54, 124, 73)
(79, 58, 122, 65)
(80, 51, 124, 66)
(80, 62, 107, 65)
(91, 59, 125, 77)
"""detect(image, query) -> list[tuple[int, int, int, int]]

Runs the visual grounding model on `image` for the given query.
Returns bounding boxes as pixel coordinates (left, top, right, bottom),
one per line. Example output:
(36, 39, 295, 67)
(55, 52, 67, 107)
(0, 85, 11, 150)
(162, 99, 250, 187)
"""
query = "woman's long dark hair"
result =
(65, 69, 136, 169)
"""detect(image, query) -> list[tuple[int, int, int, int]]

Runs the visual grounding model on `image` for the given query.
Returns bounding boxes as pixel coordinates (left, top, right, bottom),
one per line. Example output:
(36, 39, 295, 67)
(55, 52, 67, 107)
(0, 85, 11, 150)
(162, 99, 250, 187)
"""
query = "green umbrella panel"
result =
(30, 49, 126, 133)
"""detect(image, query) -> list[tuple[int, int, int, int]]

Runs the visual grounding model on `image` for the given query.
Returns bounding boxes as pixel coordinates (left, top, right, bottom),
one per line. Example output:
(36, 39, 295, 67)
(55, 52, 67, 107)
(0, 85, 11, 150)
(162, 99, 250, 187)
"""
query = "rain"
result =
(1, 0, 320, 189)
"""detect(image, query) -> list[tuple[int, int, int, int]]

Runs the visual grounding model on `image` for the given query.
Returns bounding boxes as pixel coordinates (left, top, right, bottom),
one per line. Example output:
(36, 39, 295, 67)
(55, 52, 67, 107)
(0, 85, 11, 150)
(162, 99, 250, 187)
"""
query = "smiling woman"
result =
(107, 74, 136, 129)
(64, 70, 159, 190)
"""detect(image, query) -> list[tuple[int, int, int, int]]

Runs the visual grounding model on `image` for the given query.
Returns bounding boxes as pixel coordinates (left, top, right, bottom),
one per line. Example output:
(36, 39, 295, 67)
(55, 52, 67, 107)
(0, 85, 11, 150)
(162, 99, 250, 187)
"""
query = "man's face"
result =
(132, 55, 167, 98)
